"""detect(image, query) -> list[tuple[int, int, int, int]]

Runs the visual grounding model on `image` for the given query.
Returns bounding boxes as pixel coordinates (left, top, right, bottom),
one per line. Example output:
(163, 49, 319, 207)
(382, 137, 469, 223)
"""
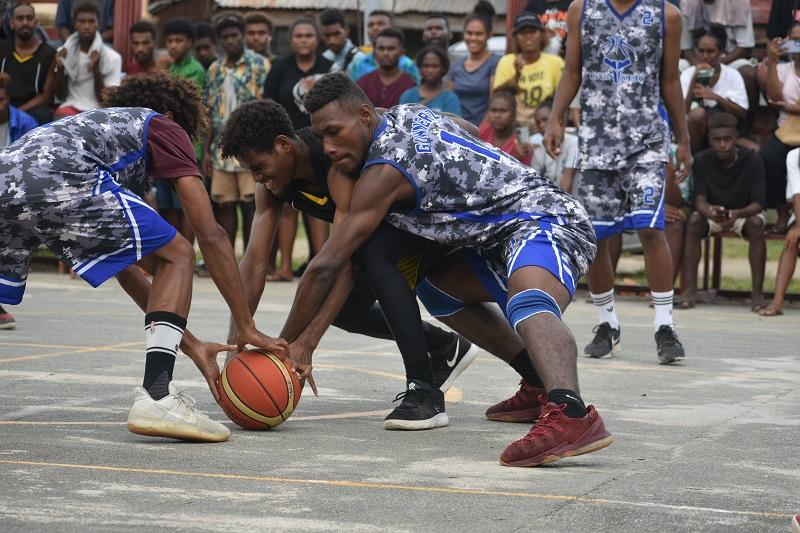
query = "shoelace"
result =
(392, 388, 426, 403)
(173, 389, 199, 410)
(523, 404, 571, 442)
(592, 323, 611, 335)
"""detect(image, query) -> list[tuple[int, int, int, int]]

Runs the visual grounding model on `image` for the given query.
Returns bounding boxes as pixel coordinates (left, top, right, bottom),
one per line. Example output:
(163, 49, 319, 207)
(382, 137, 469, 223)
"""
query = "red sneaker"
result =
(500, 398, 614, 467)
(485, 380, 545, 423)
(792, 513, 800, 533)
(0, 311, 15, 330)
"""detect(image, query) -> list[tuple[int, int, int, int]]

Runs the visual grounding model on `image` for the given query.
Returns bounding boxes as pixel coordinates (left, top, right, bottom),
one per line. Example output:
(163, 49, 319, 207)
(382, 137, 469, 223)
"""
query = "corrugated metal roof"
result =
(215, 0, 506, 15)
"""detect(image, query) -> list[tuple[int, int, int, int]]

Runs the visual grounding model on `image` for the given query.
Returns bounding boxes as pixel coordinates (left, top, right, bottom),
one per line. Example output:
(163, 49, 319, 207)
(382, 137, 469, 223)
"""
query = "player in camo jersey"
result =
(0, 73, 288, 443)
(544, 0, 692, 364)
(280, 72, 614, 467)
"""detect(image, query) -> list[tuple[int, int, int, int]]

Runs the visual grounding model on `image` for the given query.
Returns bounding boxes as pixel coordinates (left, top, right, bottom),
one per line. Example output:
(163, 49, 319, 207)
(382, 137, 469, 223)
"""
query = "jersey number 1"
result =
(439, 131, 502, 161)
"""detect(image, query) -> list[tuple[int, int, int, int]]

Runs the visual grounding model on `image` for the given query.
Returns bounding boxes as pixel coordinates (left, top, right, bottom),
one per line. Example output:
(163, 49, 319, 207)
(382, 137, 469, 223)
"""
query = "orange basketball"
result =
(219, 349, 302, 430)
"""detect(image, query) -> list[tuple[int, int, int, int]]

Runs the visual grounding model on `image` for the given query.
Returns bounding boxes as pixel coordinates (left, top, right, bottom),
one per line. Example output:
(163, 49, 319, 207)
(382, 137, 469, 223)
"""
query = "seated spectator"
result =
(680, 112, 766, 310)
(244, 12, 273, 60)
(347, 10, 419, 82)
(320, 9, 365, 73)
(0, 72, 38, 145)
(478, 89, 531, 165)
(494, 13, 563, 128)
(681, 24, 748, 154)
(53, 2, 121, 119)
(125, 21, 157, 75)
(663, 144, 695, 286)
(759, 147, 800, 316)
(524, 0, 571, 56)
(193, 22, 218, 71)
(421, 14, 451, 49)
(357, 28, 416, 109)
(0, 2, 56, 125)
(164, 18, 206, 90)
(758, 26, 800, 233)
(399, 45, 461, 115)
(450, 5, 499, 126)
(530, 100, 577, 192)
(56, 0, 113, 44)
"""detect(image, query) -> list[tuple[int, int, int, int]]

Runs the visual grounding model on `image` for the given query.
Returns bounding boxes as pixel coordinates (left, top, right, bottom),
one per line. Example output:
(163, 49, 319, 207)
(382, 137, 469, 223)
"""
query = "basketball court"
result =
(0, 273, 798, 531)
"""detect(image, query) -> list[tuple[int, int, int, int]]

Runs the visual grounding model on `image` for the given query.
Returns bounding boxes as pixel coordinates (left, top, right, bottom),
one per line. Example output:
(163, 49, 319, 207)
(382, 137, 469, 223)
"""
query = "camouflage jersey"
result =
(579, 0, 669, 170)
(268, 128, 335, 223)
(0, 107, 158, 206)
(363, 104, 590, 251)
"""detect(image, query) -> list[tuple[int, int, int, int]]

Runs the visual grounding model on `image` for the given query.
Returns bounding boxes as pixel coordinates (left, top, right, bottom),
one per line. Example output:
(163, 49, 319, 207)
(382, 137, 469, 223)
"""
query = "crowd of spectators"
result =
(0, 0, 798, 329)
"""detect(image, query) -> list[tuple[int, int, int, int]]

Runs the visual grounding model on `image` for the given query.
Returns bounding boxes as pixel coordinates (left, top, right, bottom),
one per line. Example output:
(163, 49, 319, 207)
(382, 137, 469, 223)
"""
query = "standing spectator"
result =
(203, 13, 268, 250)
(680, 112, 766, 310)
(494, 13, 563, 128)
(451, 5, 499, 125)
(0, 2, 56, 125)
(55, 0, 113, 44)
(681, 24, 748, 154)
(125, 21, 157, 75)
(244, 12, 273, 60)
(263, 17, 333, 281)
(759, 147, 800, 316)
(525, 0, 571, 55)
(164, 19, 205, 91)
(478, 89, 530, 165)
(320, 9, 364, 73)
(52, 2, 121, 119)
(399, 45, 461, 115)
(759, 27, 800, 233)
(347, 10, 419, 82)
(530, 101, 578, 192)
(422, 14, 451, 49)
(357, 28, 416, 109)
(193, 22, 218, 71)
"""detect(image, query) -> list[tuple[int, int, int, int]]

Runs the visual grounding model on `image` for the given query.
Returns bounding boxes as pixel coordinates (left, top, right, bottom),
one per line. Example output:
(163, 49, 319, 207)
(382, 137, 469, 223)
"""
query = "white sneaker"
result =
(127, 382, 230, 443)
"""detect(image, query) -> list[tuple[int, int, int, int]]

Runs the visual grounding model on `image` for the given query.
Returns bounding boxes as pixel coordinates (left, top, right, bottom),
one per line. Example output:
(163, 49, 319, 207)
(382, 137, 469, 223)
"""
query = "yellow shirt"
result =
(494, 52, 564, 109)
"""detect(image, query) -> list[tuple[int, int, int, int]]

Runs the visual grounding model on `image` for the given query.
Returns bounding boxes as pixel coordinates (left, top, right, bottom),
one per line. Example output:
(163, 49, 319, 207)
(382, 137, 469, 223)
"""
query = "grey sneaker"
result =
(655, 325, 685, 364)
(584, 323, 621, 358)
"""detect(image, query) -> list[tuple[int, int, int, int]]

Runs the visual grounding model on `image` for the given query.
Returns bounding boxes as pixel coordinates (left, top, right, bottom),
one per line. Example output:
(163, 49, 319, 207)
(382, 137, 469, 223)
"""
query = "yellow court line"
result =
(313, 363, 463, 402)
(0, 459, 790, 520)
(0, 341, 142, 364)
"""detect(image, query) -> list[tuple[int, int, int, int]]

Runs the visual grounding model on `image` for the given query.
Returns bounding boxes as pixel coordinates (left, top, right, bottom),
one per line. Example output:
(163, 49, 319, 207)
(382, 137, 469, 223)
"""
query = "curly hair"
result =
(707, 111, 737, 132)
(101, 73, 208, 142)
(304, 72, 371, 115)
(220, 100, 295, 160)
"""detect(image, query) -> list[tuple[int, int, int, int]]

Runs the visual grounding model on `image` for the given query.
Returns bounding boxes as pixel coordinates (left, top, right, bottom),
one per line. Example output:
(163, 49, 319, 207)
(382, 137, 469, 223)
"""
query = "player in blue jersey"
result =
(280, 72, 614, 467)
(544, 0, 691, 364)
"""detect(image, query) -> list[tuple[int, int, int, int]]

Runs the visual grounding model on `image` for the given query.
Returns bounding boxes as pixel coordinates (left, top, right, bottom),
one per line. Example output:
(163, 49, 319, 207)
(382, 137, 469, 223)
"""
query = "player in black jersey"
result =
(221, 99, 550, 431)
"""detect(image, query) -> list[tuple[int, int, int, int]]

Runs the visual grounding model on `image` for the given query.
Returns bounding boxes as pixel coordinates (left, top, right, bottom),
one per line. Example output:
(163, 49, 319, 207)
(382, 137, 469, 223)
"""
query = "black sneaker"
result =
(429, 334, 479, 392)
(584, 322, 621, 358)
(655, 325, 685, 364)
(384, 380, 449, 430)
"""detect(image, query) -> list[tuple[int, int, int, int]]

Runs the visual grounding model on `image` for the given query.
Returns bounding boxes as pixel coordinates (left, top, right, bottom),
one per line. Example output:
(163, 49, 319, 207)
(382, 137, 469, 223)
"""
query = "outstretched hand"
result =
(238, 327, 290, 360)
(182, 340, 237, 403)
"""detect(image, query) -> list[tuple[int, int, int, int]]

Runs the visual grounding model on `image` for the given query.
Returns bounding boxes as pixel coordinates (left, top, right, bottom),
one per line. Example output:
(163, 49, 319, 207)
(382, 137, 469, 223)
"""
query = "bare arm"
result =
(661, 3, 692, 182)
(558, 166, 576, 193)
(728, 201, 762, 220)
(90, 51, 105, 102)
(53, 49, 68, 100)
(544, 0, 583, 158)
(765, 38, 785, 103)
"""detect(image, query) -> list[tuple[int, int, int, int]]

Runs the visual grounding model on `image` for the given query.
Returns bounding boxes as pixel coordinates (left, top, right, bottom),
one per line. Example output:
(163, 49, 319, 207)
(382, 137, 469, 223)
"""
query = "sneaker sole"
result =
(500, 434, 615, 467)
(127, 418, 230, 443)
(792, 515, 800, 533)
(439, 344, 480, 393)
(658, 351, 686, 365)
(383, 412, 449, 431)
(485, 409, 540, 423)
(584, 341, 621, 359)
(0, 322, 16, 330)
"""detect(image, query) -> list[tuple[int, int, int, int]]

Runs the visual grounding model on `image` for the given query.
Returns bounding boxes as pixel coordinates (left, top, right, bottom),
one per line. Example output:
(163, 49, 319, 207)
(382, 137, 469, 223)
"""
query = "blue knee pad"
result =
(416, 278, 465, 317)
(506, 289, 562, 330)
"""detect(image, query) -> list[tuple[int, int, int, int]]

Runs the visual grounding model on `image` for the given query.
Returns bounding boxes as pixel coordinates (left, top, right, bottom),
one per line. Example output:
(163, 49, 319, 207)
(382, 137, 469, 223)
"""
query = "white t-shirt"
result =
(680, 64, 749, 110)
(776, 62, 800, 126)
(62, 47, 122, 111)
(532, 133, 578, 190)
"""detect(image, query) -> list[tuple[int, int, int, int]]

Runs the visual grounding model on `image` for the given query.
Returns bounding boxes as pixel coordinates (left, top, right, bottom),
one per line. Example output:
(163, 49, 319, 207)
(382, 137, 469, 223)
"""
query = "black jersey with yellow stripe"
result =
(267, 128, 336, 223)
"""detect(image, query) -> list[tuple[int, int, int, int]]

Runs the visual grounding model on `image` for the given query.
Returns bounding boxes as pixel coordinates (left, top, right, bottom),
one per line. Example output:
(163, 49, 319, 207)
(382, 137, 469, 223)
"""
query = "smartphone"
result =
(781, 40, 800, 54)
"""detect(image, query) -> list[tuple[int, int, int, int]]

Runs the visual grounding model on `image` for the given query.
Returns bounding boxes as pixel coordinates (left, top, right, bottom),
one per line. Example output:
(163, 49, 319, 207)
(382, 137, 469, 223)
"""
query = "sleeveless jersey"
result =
(268, 128, 336, 223)
(0, 107, 158, 205)
(579, 0, 669, 170)
(363, 104, 589, 249)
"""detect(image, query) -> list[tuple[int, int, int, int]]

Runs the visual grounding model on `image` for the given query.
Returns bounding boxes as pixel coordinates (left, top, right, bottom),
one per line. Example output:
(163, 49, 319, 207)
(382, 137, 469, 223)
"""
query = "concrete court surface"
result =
(0, 273, 798, 532)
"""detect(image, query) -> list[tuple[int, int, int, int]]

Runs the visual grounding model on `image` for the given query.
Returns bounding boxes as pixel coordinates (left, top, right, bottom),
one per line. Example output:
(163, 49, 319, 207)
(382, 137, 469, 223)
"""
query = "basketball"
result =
(218, 349, 302, 430)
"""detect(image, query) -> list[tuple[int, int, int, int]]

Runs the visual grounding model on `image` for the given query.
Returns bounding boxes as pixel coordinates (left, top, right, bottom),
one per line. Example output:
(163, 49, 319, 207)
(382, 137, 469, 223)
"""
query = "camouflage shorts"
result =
(0, 186, 176, 304)
(577, 163, 666, 240)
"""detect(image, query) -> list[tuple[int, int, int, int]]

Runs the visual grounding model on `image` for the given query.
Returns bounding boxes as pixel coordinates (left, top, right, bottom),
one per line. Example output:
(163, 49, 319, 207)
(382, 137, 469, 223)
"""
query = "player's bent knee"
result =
(506, 288, 562, 331)
(416, 278, 465, 317)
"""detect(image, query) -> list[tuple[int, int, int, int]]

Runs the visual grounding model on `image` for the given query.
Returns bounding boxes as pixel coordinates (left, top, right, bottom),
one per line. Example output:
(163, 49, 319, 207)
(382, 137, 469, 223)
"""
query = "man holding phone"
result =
(680, 112, 767, 310)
